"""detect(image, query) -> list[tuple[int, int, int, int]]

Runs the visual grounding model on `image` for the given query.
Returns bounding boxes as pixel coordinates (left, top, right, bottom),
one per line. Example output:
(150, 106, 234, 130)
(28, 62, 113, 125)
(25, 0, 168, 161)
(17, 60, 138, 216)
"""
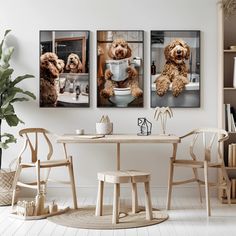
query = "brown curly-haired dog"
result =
(155, 39, 190, 97)
(100, 38, 143, 98)
(40, 52, 63, 107)
(66, 53, 83, 73)
(57, 59, 65, 73)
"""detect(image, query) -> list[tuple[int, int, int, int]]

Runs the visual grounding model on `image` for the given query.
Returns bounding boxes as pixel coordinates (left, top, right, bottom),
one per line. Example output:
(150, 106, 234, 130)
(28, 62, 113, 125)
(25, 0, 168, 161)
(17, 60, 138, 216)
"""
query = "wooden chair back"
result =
(180, 128, 228, 162)
(18, 128, 53, 163)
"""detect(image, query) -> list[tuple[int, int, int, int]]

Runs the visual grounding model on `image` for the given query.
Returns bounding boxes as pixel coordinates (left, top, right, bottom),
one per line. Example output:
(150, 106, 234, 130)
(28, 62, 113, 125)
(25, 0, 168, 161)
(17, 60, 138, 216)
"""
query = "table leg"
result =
(116, 143, 120, 171)
(116, 143, 121, 213)
(166, 143, 178, 210)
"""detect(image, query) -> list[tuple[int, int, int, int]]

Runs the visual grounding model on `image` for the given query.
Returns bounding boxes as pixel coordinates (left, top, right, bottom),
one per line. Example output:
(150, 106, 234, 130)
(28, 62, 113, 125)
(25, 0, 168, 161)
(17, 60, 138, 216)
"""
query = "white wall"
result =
(0, 0, 219, 197)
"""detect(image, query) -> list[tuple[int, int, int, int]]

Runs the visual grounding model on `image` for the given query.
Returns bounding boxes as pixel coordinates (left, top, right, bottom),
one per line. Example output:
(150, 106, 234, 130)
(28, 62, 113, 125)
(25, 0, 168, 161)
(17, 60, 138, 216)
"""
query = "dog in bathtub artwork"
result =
(151, 31, 200, 108)
(97, 32, 144, 108)
(155, 39, 191, 97)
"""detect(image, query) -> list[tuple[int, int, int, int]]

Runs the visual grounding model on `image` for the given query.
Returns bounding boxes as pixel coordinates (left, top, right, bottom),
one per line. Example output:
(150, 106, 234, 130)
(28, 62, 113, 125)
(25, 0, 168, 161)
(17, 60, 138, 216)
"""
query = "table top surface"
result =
(57, 134, 180, 144)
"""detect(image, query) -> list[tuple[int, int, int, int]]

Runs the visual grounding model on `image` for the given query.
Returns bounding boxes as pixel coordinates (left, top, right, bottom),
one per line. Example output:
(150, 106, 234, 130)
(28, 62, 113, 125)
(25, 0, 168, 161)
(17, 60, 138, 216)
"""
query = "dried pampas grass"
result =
(221, 0, 236, 18)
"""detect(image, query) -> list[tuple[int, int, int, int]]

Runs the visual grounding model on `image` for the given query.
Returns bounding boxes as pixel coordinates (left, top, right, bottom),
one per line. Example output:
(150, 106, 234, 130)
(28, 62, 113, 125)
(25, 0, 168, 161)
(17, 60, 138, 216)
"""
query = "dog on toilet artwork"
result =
(97, 31, 144, 107)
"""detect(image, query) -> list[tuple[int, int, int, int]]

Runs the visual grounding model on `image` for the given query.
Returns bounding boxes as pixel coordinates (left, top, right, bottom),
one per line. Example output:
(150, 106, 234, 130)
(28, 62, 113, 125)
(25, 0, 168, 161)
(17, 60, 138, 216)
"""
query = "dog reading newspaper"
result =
(105, 58, 129, 81)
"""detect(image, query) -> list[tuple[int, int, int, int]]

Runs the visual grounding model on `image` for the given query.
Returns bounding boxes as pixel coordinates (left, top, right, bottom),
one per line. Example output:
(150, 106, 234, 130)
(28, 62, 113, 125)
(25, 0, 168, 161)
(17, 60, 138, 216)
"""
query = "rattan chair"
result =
(11, 128, 77, 209)
(166, 128, 231, 216)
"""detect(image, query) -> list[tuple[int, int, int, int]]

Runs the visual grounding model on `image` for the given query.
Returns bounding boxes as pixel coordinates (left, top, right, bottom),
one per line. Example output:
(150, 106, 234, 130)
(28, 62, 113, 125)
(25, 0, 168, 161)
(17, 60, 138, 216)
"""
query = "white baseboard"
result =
(19, 185, 217, 198)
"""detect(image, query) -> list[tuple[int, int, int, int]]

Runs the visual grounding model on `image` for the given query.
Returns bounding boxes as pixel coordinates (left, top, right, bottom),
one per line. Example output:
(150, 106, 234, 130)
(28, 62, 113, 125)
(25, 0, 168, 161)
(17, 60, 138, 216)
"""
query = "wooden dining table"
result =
(57, 134, 180, 209)
(57, 134, 180, 170)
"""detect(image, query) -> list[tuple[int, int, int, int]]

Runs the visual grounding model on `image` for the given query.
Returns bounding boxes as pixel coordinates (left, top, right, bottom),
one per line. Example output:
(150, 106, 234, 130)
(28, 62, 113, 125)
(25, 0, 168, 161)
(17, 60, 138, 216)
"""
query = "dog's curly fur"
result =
(40, 52, 64, 107)
(155, 39, 190, 97)
(100, 38, 143, 98)
(66, 53, 83, 73)
(57, 59, 65, 73)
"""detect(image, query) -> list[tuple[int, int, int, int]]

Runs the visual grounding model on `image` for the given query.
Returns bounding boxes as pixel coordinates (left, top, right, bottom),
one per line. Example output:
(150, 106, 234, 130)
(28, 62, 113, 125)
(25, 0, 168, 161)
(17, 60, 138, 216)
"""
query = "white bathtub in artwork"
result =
(151, 74, 200, 108)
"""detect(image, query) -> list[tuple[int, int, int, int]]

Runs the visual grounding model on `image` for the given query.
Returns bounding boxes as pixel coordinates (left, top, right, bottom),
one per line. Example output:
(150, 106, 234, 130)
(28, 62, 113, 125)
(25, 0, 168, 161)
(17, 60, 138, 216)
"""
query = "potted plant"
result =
(0, 30, 36, 205)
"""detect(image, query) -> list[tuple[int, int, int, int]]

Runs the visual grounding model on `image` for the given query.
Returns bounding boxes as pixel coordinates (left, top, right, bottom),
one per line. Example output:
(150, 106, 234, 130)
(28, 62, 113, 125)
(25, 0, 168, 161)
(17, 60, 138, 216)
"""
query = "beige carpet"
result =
(47, 205, 168, 229)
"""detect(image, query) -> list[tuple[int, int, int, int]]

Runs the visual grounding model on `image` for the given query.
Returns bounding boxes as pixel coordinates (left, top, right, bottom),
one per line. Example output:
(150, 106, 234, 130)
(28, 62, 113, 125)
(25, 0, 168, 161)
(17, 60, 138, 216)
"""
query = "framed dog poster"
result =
(151, 30, 200, 108)
(97, 30, 144, 108)
(40, 30, 90, 107)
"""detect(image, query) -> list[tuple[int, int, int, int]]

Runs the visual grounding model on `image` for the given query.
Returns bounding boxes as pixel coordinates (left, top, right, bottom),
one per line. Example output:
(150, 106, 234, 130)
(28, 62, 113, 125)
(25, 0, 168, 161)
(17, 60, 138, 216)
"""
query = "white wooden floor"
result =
(0, 196, 236, 236)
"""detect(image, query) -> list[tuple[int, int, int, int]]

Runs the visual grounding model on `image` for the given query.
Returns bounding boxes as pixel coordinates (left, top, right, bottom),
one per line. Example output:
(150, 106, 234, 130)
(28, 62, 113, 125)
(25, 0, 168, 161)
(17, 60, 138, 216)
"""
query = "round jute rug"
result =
(47, 205, 168, 229)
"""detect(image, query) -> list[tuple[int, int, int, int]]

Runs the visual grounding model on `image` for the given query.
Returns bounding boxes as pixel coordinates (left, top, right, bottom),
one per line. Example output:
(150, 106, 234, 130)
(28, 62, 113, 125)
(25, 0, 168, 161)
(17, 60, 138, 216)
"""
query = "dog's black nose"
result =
(177, 50, 181, 54)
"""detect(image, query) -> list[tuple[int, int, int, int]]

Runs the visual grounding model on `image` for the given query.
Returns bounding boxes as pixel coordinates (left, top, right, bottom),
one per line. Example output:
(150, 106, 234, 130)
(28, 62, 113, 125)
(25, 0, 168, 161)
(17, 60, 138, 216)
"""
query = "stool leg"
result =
(131, 183, 138, 214)
(117, 183, 120, 215)
(112, 183, 119, 224)
(144, 181, 153, 220)
(95, 181, 104, 216)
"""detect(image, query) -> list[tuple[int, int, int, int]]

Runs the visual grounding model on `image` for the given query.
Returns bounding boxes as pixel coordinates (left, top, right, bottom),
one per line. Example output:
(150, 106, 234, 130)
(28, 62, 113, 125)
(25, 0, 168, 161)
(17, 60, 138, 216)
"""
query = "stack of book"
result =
(222, 179, 236, 200)
(224, 104, 236, 132)
(231, 179, 236, 199)
(228, 143, 236, 166)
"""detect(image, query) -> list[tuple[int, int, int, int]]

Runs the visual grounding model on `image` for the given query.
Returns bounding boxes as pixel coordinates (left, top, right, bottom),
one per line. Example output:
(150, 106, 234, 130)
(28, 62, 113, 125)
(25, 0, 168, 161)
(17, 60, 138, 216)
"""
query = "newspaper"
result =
(105, 58, 129, 81)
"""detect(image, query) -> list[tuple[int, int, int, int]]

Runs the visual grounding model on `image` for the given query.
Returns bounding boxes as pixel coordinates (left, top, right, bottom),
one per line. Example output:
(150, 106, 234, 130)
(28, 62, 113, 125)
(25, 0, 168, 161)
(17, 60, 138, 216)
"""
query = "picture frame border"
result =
(96, 30, 145, 108)
(150, 30, 201, 108)
(39, 30, 91, 108)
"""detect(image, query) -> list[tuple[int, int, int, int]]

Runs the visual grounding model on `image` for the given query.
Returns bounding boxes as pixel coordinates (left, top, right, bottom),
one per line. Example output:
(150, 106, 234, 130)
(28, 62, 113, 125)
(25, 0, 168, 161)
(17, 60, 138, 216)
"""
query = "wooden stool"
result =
(95, 170, 153, 224)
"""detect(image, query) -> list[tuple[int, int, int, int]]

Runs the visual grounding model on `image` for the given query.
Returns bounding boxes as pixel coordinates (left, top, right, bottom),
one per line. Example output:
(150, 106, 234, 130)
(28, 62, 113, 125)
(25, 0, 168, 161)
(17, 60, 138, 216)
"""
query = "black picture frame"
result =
(97, 30, 144, 108)
(39, 30, 90, 108)
(150, 30, 200, 108)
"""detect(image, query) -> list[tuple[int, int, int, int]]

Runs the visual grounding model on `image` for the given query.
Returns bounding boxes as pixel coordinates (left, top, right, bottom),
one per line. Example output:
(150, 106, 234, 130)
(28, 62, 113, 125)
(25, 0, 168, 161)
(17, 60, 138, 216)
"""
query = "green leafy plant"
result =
(0, 30, 36, 169)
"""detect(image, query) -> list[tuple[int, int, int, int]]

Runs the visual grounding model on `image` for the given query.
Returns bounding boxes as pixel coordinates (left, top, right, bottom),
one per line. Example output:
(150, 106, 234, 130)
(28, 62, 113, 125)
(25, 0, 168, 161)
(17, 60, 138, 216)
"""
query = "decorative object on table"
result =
(233, 57, 236, 88)
(154, 107, 173, 135)
(49, 200, 58, 214)
(137, 118, 152, 136)
(151, 30, 200, 108)
(16, 200, 35, 217)
(97, 30, 144, 108)
(0, 30, 36, 205)
(96, 115, 113, 135)
(11, 128, 77, 211)
(40, 30, 90, 107)
(96, 170, 153, 224)
(76, 129, 84, 135)
(48, 205, 168, 229)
